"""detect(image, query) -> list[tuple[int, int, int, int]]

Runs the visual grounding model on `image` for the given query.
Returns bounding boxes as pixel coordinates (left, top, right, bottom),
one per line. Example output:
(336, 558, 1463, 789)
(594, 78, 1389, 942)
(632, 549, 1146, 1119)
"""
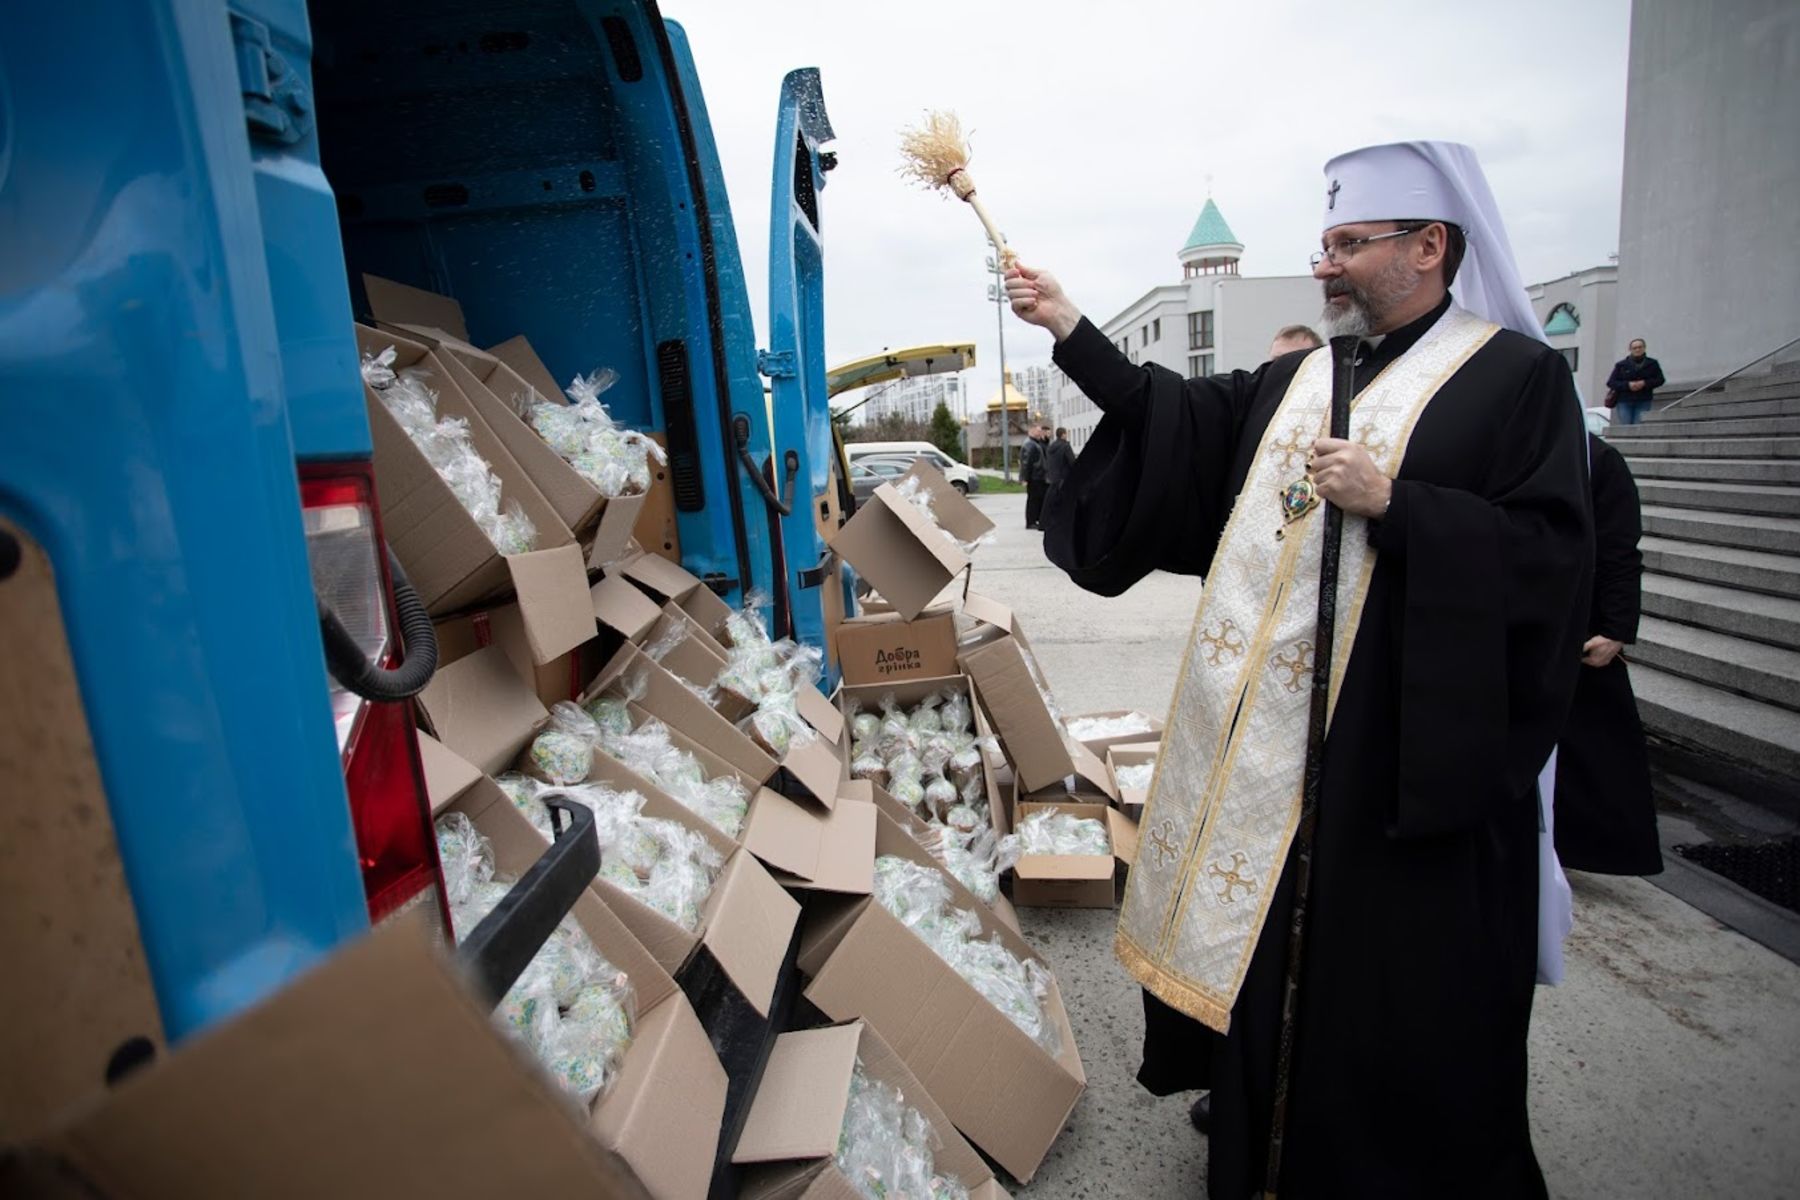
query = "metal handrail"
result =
(1664, 333, 1800, 410)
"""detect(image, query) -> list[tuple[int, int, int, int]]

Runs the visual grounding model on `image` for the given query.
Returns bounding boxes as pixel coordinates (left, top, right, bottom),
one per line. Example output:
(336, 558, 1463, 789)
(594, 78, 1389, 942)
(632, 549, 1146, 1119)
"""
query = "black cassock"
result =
(1044, 295, 1593, 1198)
(1554, 436, 1661, 876)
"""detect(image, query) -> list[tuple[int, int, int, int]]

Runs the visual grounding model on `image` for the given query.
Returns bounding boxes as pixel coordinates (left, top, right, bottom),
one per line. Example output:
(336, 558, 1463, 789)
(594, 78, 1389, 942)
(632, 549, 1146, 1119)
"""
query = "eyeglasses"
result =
(1310, 227, 1419, 270)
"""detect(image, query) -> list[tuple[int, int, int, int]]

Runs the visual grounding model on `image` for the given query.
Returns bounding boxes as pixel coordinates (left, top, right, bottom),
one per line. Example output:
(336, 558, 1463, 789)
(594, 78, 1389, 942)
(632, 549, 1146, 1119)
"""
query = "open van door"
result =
(761, 68, 850, 666)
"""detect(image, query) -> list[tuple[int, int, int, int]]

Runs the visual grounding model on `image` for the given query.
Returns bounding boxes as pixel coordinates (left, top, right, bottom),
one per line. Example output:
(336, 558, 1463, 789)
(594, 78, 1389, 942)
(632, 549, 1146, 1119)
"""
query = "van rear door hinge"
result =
(756, 348, 797, 380)
(230, 14, 313, 145)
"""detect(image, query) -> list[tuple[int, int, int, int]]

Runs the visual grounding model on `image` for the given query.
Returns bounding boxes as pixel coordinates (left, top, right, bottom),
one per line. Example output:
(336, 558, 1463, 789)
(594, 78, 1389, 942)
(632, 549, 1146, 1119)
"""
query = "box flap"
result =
(486, 333, 565, 407)
(417, 645, 548, 775)
(1014, 854, 1115, 882)
(896, 461, 995, 546)
(1066, 739, 1120, 803)
(364, 274, 470, 342)
(794, 686, 846, 745)
(415, 731, 485, 817)
(619, 552, 704, 603)
(772, 798, 876, 896)
(853, 1022, 994, 1192)
(702, 854, 802, 1018)
(589, 993, 725, 1200)
(1106, 807, 1140, 868)
(957, 591, 1017, 635)
(588, 493, 648, 569)
(592, 574, 663, 643)
(731, 1023, 862, 1164)
(32, 917, 645, 1200)
(503, 544, 599, 665)
(741, 787, 827, 882)
(960, 642, 1075, 793)
(782, 735, 843, 812)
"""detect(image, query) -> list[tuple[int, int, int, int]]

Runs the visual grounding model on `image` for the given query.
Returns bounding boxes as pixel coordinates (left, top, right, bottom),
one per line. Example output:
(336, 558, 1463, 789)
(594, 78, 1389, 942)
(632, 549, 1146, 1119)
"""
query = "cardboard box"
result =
(1065, 709, 1165, 757)
(434, 601, 597, 710)
(1106, 742, 1161, 816)
(799, 811, 1084, 1182)
(1007, 801, 1137, 909)
(732, 1022, 1009, 1200)
(364, 277, 645, 568)
(958, 594, 1117, 800)
(7, 915, 650, 1199)
(587, 642, 845, 814)
(835, 608, 960, 686)
(415, 649, 802, 1018)
(616, 551, 737, 646)
(829, 464, 993, 622)
(421, 745, 728, 1200)
(357, 326, 595, 663)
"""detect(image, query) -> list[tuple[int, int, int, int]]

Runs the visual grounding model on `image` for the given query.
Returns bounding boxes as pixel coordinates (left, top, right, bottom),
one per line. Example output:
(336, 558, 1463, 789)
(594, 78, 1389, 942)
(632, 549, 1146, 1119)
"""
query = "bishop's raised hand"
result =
(1005, 264, 1083, 343)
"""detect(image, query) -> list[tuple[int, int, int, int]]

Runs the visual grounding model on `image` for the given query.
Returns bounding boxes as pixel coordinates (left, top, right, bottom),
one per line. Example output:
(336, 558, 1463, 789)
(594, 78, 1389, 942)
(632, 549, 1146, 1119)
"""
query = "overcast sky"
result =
(660, 0, 1632, 411)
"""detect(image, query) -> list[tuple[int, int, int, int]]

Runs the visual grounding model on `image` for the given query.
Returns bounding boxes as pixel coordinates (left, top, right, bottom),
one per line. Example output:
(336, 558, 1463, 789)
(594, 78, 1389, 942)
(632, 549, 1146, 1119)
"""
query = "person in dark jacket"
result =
(1606, 338, 1665, 426)
(1045, 426, 1077, 496)
(1555, 431, 1662, 875)
(1021, 424, 1050, 529)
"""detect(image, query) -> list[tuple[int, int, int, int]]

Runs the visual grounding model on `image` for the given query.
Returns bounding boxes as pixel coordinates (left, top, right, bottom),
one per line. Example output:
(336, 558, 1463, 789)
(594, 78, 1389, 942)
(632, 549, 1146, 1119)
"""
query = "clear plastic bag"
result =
(526, 366, 666, 498)
(435, 813, 637, 1107)
(1015, 808, 1111, 856)
(848, 706, 882, 745)
(835, 1059, 969, 1200)
(359, 345, 397, 389)
(892, 475, 993, 556)
(528, 702, 603, 785)
(1114, 762, 1156, 791)
(600, 717, 749, 838)
(1064, 712, 1154, 743)
(531, 783, 724, 931)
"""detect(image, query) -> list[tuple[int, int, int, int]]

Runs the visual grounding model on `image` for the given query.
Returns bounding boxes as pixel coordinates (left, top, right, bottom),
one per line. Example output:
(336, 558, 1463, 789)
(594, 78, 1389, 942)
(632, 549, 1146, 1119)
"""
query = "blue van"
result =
(0, 0, 845, 1113)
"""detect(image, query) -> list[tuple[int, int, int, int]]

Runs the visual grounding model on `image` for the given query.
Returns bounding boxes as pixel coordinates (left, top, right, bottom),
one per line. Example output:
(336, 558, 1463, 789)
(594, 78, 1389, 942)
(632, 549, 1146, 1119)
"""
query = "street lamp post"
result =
(986, 252, 1013, 483)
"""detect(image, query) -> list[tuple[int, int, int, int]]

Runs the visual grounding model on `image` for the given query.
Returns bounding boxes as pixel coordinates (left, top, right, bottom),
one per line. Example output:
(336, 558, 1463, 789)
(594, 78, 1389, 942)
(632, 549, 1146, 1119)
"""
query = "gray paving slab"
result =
(962, 493, 1800, 1198)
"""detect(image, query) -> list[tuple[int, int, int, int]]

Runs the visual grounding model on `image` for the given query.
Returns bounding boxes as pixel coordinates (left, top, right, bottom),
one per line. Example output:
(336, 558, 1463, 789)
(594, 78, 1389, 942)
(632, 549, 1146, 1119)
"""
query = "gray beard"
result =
(1320, 295, 1374, 339)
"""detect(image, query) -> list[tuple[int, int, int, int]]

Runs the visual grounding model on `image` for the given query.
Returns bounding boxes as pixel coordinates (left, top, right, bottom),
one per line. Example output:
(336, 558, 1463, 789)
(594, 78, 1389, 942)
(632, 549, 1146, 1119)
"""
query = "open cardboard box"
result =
(6, 916, 649, 1200)
(615, 552, 847, 750)
(834, 606, 960, 687)
(357, 326, 595, 659)
(1106, 742, 1161, 818)
(587, 641, 846, 817)
(1065, 709, 1166, 757)
(419, 739, 727, 1200)
(1007, 800, 1138, 909)
(838, 673, 1007, 839)
(732, 1022, 1009, 1200)
(364, 276, 643, 568)
(958, 593, 1117, 801)
(798, 811, 1084, 1183)
(829, 464, 993, 623)
(435, 599, 601, 710)
(415, 648, 801, 1019)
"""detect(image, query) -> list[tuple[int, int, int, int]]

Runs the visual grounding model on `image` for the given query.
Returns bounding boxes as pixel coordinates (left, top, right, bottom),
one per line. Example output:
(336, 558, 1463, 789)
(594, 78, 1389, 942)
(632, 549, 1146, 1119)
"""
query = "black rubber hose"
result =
(317, 547, 438, 702)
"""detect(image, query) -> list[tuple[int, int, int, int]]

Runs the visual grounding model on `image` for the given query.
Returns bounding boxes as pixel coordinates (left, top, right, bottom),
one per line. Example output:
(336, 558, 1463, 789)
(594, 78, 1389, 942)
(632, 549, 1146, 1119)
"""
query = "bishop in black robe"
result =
(1554, 435, 1661, 876)
(1043, 292, 1594, 1197)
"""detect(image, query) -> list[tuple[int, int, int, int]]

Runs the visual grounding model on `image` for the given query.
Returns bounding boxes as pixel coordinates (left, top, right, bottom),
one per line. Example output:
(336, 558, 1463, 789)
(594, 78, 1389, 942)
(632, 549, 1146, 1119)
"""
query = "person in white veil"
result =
(1006, 139, 1593, 1196)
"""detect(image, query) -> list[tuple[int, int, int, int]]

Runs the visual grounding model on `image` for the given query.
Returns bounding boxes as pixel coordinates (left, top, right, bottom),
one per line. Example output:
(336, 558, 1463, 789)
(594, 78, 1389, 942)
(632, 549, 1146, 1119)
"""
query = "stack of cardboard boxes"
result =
(339, 283, 1186, 1195)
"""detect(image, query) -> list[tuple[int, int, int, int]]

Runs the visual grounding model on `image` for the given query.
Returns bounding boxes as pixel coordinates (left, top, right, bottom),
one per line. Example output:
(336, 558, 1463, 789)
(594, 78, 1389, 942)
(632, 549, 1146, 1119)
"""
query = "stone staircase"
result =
(1607, 360, 1800, 797)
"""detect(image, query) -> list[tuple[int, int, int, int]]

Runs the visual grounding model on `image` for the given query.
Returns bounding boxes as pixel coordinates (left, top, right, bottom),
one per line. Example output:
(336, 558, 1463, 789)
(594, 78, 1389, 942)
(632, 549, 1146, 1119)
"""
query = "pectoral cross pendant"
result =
(1276, 476, 1320, 540)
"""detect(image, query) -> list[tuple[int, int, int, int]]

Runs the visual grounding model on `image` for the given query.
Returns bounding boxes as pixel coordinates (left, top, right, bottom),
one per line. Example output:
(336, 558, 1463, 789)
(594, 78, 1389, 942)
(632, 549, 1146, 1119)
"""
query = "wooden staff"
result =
(1263, 334, 1358, 1199)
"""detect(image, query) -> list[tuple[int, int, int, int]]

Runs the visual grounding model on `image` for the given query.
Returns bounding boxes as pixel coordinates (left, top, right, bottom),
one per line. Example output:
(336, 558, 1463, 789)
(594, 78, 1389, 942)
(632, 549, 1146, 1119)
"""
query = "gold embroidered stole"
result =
(1115, 306, 1499, 1032)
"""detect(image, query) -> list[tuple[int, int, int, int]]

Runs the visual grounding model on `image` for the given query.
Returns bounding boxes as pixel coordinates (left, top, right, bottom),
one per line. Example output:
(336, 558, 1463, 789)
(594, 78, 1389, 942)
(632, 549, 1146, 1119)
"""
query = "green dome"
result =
(1183, 198, 1240, 251)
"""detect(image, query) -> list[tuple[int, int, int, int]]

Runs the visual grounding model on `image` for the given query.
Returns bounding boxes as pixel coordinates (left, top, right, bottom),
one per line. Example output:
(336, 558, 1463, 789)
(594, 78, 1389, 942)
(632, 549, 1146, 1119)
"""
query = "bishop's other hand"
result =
(1310, 438, 1392, 519)
(1005, 265, 1082, 343)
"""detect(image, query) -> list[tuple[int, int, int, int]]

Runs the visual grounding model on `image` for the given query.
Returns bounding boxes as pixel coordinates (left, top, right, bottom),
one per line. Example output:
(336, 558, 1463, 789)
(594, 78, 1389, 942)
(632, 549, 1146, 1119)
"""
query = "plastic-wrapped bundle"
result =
(1015, 808, 1111, 857)
(1114, 762, 1156, 791)
(849, 740, 889, 789)
(892, 475, 994, 556)
(939, 691, 972, 737)
(434, 813, 636, 1106)
(835, 1059, 970, 1200)
(922, 774, 958, 823)
(598, 717, 750, 839)
(877, 695, 918, 759)
(524, 367, 666, 498)
(527, 703, 602, 785)
(871, 855, 1059, 1053)
(526, 783, 725, 932)
(848, 706, 882, 745)
(582, 695, 635, 743)
(367, 358, 539, 555)
(748, 691, 811, 758)
(1064, 712, 1154, 743)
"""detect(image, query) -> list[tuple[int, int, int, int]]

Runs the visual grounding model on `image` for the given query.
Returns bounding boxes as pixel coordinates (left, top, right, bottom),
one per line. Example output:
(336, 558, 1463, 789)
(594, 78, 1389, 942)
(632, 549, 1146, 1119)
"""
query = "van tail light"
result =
(300, 461, 449, 934)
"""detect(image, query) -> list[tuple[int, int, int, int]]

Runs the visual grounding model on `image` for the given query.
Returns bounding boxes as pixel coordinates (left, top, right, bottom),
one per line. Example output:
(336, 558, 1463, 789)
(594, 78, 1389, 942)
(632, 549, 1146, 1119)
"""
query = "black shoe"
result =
(1189, 1092, 1211, 1134)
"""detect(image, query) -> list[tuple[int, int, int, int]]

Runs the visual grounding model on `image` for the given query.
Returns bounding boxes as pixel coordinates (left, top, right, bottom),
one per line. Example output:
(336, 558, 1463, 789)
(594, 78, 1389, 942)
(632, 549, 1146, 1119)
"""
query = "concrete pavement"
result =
(963, 493, 1800, 1199)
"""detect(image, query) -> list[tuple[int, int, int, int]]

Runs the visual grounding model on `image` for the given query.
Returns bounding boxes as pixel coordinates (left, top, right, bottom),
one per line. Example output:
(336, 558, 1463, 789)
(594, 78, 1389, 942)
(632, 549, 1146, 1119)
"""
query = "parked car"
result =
(848, 457, 914, 502)
(844, 440, 980, 493)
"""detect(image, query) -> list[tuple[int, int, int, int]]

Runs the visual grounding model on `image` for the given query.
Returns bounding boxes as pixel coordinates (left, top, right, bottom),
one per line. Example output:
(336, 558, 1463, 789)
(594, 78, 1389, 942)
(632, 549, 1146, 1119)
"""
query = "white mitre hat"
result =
(1322, 141, 1547, 346)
